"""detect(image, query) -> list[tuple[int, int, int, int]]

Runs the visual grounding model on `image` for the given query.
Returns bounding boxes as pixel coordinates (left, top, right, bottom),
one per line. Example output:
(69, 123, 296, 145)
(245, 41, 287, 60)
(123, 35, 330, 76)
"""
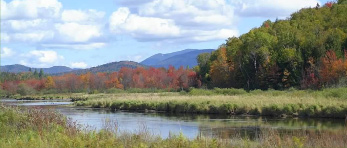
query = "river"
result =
(1, 99, 345, 139)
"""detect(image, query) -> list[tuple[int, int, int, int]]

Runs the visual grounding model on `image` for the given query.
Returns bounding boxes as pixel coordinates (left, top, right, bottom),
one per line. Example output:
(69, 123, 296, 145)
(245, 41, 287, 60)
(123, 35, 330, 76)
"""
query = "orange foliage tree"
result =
(319, 50, 347, 86)
(209, 47, 234, 88)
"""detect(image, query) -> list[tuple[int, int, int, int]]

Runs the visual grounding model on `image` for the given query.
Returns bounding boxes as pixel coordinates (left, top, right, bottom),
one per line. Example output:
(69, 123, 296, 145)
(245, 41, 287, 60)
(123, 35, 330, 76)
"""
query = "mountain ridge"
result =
(0, 64, 75, 74)
(1, 49, 214, 74)
(141, 49, 214, 68)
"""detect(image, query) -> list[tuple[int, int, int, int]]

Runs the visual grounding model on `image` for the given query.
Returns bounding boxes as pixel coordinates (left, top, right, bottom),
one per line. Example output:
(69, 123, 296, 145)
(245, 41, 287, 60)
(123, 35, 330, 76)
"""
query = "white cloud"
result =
(3, 19, 48, 31)
(11, 31, 54, 42)
(1, 33, 10, 43)
(19, 50, 64, 67)
(1, 0, 107, 50)
(1, 47, 15, 58)
(42, 43, 106, 50)
(191, 29, 239, 41)
(232, 0, 320, 18)
(61, 9, 105, 23)
(1, 0, 62, 20)
(109, 1, 238, 42)
(110, 7, 181, 39)
(70, 62, 88, 68)
(55, 22, 102, 42)
(138, 0, 234, 28)
(28, 50, 63, 63)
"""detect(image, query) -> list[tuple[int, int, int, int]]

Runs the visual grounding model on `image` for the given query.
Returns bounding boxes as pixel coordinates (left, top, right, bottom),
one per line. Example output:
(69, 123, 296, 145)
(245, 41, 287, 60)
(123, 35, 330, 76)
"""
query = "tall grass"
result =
(75, 88, 347, 118)
(1, 106, 346, 148)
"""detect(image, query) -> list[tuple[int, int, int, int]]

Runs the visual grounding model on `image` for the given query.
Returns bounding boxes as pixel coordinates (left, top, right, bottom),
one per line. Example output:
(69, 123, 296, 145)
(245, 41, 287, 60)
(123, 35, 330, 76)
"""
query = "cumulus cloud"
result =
(11, 31, 54, 42)
(232, 0, 320, 18)
(28, 50, 63, 63)
(1, 0, 107, 50)
(109, 0, 238, 42)
(110, 7, 181, 40)
(41, 43, 106, 50)
(70, 62, 88, 68)
(138, 0, 234, 28)
(1, 47, 15, 58)
(55, 23, 102, 42)
(2, 19, 48, 31)
(61, 9, 105, 23)
(1, 0, 62, 20)
(20, 50, 64, 67)
(1, 33, 10, 43)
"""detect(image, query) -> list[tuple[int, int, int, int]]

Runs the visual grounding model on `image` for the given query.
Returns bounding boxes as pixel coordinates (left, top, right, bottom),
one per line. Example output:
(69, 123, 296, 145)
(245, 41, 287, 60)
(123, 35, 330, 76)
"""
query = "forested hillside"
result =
(196, 1, 347, 90)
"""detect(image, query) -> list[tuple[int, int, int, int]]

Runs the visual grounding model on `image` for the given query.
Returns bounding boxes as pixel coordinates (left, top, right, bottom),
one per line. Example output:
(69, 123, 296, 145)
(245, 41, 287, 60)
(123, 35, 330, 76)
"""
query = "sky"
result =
(1, 0, 330, 68)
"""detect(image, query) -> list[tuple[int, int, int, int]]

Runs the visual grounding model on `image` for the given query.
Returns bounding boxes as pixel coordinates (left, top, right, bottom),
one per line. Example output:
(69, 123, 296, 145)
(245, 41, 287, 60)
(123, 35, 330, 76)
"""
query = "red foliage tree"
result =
(325, 1, 334, 8)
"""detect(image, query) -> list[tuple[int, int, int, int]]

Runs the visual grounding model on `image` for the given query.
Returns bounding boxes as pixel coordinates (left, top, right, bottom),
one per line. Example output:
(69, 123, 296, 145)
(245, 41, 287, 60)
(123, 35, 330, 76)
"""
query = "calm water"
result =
(1, 99, 346, 139)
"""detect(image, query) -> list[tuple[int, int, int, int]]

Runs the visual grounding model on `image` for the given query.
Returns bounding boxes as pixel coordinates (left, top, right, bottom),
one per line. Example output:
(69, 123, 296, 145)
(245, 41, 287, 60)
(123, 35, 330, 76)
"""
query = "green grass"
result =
(1, 105, 346, 148)
(73, 88, 347, 118)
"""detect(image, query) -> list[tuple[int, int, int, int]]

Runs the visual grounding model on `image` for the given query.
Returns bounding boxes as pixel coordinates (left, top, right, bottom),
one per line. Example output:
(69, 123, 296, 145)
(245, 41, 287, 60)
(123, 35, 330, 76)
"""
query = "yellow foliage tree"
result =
(209, 47, 234, 88)
(44, 76, 56, 89)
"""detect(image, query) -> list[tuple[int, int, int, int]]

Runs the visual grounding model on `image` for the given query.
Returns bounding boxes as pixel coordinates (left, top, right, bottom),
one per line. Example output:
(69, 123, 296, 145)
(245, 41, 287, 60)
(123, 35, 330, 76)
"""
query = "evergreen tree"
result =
(39, 69, 44, 78)
(33, 69, 38, 76)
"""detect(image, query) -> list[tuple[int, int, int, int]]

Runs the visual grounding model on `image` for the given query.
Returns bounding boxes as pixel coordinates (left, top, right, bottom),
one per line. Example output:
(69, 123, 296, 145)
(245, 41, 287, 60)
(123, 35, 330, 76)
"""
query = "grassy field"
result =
(1, 106, 346, 148)
(71, 88, 347, 118)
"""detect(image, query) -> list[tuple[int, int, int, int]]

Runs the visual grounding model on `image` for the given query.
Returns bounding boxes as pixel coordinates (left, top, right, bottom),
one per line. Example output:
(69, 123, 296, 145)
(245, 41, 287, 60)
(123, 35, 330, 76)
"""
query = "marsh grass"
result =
(1, 106, 347, 148)
(74, 88, 347, 118)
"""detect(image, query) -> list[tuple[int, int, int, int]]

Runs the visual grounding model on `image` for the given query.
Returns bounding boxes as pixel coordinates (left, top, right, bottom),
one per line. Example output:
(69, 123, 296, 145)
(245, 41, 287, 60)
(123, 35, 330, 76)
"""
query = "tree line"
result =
(0, 66, 200, 95)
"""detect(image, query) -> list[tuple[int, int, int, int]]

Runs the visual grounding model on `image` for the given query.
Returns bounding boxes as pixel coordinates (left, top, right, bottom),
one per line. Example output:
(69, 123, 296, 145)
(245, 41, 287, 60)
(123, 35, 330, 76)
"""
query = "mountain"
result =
(141, 49, 197, 66)
(69, 61, 147, 74)
(1, 61, 147, 75)
(0, 64, 75, 74)
(141, 49, 214, 68)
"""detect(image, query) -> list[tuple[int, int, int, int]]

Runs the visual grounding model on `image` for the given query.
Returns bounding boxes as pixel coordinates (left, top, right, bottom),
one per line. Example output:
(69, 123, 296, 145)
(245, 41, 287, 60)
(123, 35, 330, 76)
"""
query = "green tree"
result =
(196, 52, 212, 85)
(39, 69, 44, 78)
(33, 69, 38, 77)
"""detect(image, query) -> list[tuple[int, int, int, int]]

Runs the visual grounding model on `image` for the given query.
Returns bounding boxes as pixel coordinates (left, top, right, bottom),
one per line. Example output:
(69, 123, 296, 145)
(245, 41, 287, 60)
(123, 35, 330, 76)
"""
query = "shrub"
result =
(16, 83, 36, 96)
(213, 88, 247, 95)
(105, 88, 125, 94)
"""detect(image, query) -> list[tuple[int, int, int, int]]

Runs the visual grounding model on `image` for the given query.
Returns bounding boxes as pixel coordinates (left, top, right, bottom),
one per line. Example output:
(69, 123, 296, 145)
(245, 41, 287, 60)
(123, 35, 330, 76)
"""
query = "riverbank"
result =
(1, 106, 346, 148)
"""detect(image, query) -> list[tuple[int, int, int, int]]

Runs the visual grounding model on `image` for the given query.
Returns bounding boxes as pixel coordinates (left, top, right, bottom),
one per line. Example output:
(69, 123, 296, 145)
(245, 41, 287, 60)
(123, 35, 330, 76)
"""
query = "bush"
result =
(0, 87, 6, 97)
(16, 83, 36, 96)
(188, 88, 215, 96)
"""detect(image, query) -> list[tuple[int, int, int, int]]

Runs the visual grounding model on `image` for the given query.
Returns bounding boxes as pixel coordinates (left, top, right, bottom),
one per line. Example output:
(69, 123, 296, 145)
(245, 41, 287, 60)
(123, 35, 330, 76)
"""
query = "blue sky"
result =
(1, 0, 330, 68)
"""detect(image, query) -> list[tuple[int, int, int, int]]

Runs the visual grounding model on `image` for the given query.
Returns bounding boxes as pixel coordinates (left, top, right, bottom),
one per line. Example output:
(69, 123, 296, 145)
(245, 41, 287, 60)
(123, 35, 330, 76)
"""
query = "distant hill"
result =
(141, 49, 197, 66)
(69, 61, 147, 74)
(0, 64, 75, 74)
(141, 49, 214, 68)
(1, 61, 148, 75)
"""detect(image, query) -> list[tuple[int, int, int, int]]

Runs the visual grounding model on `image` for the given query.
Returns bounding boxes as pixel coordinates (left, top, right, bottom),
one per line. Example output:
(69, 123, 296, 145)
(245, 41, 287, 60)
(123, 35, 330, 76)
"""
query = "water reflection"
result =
(1, 99, 345, 139)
